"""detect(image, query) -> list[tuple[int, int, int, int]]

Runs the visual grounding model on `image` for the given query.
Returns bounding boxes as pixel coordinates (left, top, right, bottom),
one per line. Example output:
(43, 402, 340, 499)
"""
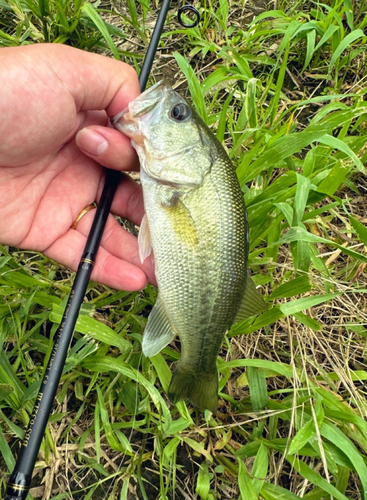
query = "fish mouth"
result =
(111, 80, 167, 135)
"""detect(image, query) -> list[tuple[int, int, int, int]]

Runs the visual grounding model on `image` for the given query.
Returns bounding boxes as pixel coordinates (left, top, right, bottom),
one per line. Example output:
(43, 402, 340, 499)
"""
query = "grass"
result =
(1, 0, 367, 498)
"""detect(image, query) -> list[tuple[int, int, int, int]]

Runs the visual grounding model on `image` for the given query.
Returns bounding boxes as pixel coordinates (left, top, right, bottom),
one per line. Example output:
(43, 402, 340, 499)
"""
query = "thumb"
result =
(75, 125, 139, 171)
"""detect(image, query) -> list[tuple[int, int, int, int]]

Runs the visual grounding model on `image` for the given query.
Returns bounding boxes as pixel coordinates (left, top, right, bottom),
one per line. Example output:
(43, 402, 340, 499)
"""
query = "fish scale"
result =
(113, 82, 266, 413)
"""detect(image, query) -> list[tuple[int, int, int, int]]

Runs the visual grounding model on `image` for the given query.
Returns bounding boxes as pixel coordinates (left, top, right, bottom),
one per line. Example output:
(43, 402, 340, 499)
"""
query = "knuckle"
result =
(93, 253, 109, 283)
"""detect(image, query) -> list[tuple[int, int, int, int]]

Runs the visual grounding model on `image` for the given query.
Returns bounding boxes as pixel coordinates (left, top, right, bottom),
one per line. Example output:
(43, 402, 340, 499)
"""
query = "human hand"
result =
(0, 43, 155, 291)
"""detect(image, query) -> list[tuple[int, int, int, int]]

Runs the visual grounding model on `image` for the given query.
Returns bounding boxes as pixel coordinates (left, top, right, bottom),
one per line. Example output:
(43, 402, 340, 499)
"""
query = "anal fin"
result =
(235, 273, 268, 322)
(142, 296, 176, 357)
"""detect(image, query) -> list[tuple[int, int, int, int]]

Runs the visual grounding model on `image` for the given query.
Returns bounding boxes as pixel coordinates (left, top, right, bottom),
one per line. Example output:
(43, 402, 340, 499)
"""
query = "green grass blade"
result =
(81, 2, 120, 60)
(238, 458, 259, 500)
(287, 456, 350, 500)
(329, 29, 365, 69)
(173, 52, 207, 122)
(0, 424, 15, 471)
(279, 226, 367, 264)
(321, 422, 367, 498)
(252, 443, 268, 494)
(261, 483, 303, 499)
(318, 134, 364, 172)
(247, 367, 268, 411)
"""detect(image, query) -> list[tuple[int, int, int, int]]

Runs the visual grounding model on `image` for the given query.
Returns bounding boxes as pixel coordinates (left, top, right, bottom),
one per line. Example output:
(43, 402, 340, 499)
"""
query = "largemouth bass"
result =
(113, 82, 266, 413)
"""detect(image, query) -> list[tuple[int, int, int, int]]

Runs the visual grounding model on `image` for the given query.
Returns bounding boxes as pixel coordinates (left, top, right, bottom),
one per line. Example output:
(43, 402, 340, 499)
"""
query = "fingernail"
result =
(76, 129, 108, 156)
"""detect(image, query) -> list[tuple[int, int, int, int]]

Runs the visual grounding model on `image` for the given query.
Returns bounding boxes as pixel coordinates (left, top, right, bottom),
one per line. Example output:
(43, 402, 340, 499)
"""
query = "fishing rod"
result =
(5, 3, 199, 499)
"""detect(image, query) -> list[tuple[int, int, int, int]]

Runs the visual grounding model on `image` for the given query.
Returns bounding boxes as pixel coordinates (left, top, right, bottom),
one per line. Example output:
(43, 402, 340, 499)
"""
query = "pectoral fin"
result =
(142, 296, 176, 357)
(169, 199, 199, 247)
(235, 274, 268, 322)
(138, 214, 152, 264)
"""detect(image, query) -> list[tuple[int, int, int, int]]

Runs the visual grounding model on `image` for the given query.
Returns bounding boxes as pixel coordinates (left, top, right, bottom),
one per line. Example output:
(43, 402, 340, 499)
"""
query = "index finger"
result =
(42, 44, 140, 116)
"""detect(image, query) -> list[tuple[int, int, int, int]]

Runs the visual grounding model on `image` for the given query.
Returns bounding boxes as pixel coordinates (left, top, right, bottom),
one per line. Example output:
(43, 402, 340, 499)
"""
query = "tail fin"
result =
(168, 363, 218, 413)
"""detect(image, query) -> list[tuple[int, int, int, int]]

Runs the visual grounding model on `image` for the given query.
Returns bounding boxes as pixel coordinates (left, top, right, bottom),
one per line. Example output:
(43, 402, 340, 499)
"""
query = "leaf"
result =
(279, 293, 340, 316)
(183, 437, 213, 462)
(81, 3, 120, 60)
(0, 383, 13, 402)
(320, 422, 367, 497)
(252, 443, 268, 494)
(0, 424, 15, 471)
(314, 24, 339, 52)
(318, 134, 364, 172)
(348, 215, 367, 246)
(246, 78, 258, 128)
(224, 48, 253, 79)
(303, 28, 316, 70)
(293, 312, 322, 331)
(96, 385, 128, 453)
(150, 353, 172, 392)
(288, 419, 316, 455)
(126, 0, 138, 26)
(329, 29, 365, 69)
(279, 226, 367, 264)
(81, 357, 172, 430)
(230, 307, 284, 336)
(163, 437, 180, 468)
(221, 359, 294, 379)
(216, 91, 234, 142)
(196, 462, 210, 499)
(269, 275, 311, 300)
(247, 367, 268, 410)
(238, 458, 258, 500)
(238, 128, 330, 184)
(173, 52, 207, 122)
(287, 456, 350, 500)
(260, 483, 303, 499)
(293, 174, 311, 226)
(238, 106, 367, 185)
(316, 160, 350, 196)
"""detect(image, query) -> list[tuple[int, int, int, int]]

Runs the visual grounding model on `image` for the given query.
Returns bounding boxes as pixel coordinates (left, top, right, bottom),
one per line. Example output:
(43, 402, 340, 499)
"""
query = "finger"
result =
(75, 125, 139, 171)
(43, 44, 140, 116)
(74, 210, 156, 286)
(95, 172, 145, 226)
(44, 229, 148, 291)
(77, 110, 109, 129)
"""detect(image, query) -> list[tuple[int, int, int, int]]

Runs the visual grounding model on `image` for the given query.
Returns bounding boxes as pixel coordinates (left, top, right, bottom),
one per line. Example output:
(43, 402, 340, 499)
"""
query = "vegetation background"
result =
(1, 0, 367, 498)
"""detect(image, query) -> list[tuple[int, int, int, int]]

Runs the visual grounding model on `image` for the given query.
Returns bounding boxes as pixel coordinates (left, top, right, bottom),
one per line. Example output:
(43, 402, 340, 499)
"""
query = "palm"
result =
(4, 140, 103, 248)
(0, 44, 155, 291)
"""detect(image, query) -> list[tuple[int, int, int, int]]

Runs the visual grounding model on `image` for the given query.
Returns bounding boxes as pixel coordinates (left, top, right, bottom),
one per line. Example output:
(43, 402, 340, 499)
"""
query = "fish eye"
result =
(170, 103, 191, 122)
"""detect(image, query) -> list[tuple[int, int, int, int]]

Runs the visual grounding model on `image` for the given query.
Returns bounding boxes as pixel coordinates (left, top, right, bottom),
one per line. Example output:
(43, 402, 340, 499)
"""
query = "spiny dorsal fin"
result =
(138, 214, 152, 264)
(235, 273, 268, 322)
(142, 296, 176, 357)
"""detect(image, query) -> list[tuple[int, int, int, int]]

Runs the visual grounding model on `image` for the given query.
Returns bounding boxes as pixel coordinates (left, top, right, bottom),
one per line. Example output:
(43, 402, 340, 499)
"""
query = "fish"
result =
(112, 82, 266, 413)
